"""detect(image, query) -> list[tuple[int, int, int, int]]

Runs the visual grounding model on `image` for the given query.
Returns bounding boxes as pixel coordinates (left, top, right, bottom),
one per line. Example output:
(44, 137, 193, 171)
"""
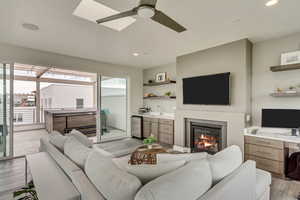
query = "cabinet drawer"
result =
(245, 144, 283, 161)
(159, 124, 174, 134)
(159, 119, 174, 126)
(159, 133, 173, 145)
(245, 136, 283, 149)
(245, 155, 283, 175)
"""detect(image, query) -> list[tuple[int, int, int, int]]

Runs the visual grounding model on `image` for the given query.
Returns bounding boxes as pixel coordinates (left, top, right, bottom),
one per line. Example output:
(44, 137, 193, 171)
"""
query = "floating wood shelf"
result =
(270, 63, 300, 72)
(143, 80, 176, 86)
(143, 96, 176, 100)
(270, 92, 300, 97)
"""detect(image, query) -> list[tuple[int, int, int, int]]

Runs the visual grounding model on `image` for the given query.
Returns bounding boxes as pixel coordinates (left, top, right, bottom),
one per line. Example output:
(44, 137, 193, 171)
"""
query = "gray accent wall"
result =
(175, 39, 252, 151)
(143, 63, 176, 113)
(176, 39, 252, 113)
(252, 33, 300, 126)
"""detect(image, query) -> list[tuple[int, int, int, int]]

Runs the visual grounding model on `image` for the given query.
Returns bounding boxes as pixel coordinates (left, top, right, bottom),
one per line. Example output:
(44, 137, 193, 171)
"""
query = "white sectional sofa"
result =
(29, 133, 271, 200)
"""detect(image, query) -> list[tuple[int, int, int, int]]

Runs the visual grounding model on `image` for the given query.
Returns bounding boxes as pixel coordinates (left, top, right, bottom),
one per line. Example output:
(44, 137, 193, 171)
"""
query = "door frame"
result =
(0, 62, 14, 161)
(96, 75, 129, 143)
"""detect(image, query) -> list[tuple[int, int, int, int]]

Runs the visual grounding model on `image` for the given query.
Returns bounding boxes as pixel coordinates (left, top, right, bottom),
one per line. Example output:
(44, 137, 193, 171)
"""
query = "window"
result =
(76, 98, 84, 109)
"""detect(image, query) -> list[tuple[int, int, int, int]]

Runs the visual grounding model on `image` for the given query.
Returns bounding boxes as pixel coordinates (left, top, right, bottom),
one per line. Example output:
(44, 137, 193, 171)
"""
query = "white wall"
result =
(143, 63, 177, 113)
(0, 42, 143, 135)
(40, 84, 94, 109)
(252, 32, 300, 125)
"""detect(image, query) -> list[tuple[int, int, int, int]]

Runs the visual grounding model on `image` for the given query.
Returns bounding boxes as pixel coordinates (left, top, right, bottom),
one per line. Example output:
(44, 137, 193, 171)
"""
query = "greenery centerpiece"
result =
(14, 181, 38, 200)
(143, 135, 157, 149)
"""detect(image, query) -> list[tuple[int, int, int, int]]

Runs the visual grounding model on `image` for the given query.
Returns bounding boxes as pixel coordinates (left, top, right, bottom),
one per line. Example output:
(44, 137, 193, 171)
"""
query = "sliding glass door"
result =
(97, 76, 128, 141)
(0, 63, 13, 159)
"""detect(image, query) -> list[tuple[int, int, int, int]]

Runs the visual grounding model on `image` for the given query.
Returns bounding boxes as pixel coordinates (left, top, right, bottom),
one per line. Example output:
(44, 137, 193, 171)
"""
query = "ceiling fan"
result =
(96, 0, 186, 33)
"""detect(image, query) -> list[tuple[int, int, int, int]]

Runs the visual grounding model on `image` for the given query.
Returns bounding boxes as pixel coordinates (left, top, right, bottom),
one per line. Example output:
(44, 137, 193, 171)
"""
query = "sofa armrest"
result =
(198, 160, 256, 200)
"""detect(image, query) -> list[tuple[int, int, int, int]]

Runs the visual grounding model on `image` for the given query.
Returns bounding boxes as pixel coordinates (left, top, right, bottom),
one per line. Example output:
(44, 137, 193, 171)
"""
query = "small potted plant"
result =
(143, 135, 157, 149)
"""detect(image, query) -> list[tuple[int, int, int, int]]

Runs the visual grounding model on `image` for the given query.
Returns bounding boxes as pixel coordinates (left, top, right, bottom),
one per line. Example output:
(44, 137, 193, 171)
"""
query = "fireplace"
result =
(185, 118, 227, 154)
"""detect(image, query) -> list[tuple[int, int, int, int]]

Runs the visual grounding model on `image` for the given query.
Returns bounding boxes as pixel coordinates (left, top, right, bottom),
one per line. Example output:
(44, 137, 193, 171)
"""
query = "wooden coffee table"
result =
(129, 144, 167, 165)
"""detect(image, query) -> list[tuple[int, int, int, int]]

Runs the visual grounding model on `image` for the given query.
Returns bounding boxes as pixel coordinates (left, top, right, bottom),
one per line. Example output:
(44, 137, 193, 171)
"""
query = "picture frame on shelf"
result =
(155, 72, 167, 82)
(281, 51, 300, 65)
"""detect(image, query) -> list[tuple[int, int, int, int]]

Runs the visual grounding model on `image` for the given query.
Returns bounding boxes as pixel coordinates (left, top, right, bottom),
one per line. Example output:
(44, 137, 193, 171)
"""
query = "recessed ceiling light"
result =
(265, 0, 279, 7)
(73, 0, 136, 31)
(22, 23, 39, 31)
(133, 53, 140, 57)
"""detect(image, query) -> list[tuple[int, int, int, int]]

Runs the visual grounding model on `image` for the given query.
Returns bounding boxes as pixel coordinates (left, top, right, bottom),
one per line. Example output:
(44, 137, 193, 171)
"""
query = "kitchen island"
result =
(45, 109, 97, 136)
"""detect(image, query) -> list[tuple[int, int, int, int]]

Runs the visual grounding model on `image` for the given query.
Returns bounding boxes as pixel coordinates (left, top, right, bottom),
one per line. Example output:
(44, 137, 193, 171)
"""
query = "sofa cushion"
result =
(135, 159, 212, 200)
(208, 145, 242, 184)
(85, 150, 142, 200)
(69, 129, 93, 148)
(157, 152, 208, 162)
(126, 160, 186, 184)
(64, 137, 92, 169)
(256, 169, 272, 199)
(49, 131, 67, 152)
(40, 136, 80, 178)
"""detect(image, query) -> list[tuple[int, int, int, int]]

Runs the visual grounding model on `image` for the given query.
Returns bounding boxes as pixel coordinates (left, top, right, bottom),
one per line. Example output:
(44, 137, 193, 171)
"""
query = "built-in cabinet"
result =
(244, 136, 286, 177)
(142, 117, 174, 145)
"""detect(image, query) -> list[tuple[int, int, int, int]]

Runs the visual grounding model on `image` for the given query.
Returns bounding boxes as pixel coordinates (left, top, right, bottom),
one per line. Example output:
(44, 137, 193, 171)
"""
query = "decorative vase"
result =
(147, 144, 153, 149)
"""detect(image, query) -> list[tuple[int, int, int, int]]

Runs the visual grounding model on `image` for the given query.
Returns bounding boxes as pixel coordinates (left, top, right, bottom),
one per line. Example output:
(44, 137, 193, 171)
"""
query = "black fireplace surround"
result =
(185, 119, 227, 154)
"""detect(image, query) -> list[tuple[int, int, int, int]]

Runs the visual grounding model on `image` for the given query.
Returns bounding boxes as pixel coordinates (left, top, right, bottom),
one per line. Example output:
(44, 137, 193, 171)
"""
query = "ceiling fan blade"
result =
(96, 9, 137, 24)
(151, 10, 186, 33)
(139, 0, 157, 7)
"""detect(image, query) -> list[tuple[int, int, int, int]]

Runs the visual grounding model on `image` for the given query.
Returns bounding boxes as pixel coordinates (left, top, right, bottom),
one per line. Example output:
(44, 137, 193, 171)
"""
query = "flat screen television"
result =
(262, 109, 300, 128)
(183, 72, 230, 105)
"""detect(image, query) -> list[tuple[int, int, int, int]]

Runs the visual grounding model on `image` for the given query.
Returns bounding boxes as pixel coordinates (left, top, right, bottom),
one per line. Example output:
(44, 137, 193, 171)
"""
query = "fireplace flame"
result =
(196, 134, 217, 151)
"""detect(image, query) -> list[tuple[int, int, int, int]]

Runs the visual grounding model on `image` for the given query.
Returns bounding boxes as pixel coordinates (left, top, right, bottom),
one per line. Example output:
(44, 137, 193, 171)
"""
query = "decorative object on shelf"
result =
(148, 80, 154, 84)
(144, 93, 157, 98)
(281, 51, 300, 65)
(143, 135, 157, 149)
(155, 72, 167, 82)
(165, 91, 172, 97)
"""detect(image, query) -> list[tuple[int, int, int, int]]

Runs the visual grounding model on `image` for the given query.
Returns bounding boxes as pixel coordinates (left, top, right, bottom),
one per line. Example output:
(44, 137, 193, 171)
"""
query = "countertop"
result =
(45, 108, 97, 114)
(132, 113, 175, 120)
(244, 127, 300, 144)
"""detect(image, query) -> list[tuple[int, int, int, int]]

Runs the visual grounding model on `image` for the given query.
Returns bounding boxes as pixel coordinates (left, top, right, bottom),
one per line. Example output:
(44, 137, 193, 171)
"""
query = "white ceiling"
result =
(1, 0, 300, 68)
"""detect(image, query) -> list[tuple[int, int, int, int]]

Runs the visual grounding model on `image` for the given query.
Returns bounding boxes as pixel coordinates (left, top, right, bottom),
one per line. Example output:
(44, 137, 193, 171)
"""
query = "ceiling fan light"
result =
(137, 6, 155, 18)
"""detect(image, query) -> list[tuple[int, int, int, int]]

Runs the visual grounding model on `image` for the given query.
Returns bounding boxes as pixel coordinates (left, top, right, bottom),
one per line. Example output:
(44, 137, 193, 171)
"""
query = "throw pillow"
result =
(69, 129, 93, 148)
(49, 131, 67, 152)
(85, 150, 142, 200)
(208, 145, 243, 184)
(64, 137, 92, 169)
(135, 159, 212, 200)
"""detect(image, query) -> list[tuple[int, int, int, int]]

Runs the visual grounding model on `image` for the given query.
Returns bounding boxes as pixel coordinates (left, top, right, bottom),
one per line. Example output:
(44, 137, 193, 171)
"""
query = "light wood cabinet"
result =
(244, 136, 285, 177)
(142, 117, 174, 145)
